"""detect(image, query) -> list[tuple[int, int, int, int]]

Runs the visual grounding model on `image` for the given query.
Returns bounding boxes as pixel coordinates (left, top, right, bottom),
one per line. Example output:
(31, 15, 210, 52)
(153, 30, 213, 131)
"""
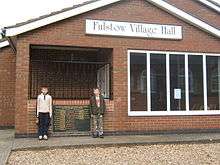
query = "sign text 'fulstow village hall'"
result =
(86, 19, 182, 39)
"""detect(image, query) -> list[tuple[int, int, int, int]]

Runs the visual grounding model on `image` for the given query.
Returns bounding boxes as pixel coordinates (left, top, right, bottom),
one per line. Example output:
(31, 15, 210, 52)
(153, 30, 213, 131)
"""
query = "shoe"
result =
(43, 135, 48, 140)
(38, 135, 43, 140)
(92, 135, 98, 138)
(99, 134, 104, 138)
(92, 133, 98, 138)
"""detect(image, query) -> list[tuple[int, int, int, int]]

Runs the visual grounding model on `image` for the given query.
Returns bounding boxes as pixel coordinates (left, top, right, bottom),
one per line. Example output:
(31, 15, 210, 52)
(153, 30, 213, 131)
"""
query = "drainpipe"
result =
(1, 28, 16, 54)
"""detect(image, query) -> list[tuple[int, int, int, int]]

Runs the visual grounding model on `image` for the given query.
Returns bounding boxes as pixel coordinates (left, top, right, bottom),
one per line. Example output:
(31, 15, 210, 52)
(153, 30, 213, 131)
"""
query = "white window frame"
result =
(128, 50, 220, 116)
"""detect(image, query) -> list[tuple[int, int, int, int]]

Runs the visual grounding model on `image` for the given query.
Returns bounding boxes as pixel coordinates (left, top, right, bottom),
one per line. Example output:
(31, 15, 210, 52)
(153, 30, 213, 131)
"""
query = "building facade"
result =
(0, 0, 220, 137)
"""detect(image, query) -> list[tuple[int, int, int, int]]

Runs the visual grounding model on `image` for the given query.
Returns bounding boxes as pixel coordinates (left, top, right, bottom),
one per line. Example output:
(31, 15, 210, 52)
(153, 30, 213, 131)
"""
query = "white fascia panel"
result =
(5, 0, 121, 37)
(0, 41, 9, 48)
(208, 0, 220, 6)
(147, 0, 220, 38)
(197, 0, 220, 12)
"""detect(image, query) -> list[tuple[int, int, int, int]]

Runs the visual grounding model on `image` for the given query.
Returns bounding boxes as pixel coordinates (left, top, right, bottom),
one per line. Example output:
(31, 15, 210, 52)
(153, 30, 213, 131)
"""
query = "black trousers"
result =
(38, 112, 50, 136)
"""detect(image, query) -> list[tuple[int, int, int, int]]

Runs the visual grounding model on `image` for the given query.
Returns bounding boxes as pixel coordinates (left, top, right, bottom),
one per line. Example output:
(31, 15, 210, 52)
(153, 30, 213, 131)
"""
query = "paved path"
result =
(0, 130, 14, 165)
(13, 132, 220, 151)
(1, 130, 220, 164)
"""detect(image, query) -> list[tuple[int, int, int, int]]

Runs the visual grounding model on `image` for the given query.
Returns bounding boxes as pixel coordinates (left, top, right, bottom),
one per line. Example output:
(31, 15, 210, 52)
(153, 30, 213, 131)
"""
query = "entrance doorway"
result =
(29, 45, 112, 133)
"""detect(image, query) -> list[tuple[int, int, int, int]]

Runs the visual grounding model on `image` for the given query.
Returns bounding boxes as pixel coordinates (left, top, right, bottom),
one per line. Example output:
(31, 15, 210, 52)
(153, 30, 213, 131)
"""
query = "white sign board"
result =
(86, 19, 182, 40)
(174, 89, 181, 100)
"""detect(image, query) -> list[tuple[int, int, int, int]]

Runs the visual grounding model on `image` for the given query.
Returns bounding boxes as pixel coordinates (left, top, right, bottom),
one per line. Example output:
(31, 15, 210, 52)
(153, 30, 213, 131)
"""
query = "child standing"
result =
(90, 87, 106, 138)
(36, 87, 52, 140)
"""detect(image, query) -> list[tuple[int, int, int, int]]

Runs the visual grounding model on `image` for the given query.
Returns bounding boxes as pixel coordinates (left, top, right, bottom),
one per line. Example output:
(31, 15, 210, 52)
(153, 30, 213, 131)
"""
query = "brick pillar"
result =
(15, 42, 30, 136)
(112, 47, 128, 131)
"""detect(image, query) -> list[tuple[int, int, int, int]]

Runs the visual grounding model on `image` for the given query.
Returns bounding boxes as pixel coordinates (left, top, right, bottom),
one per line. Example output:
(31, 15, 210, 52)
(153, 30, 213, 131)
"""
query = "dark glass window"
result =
(150, 54, 167, 111)
(207, 56, 220, 110)
(170, 55, 186, 111)
(130, 53, 147, 111)
(188, 55, 204, 110)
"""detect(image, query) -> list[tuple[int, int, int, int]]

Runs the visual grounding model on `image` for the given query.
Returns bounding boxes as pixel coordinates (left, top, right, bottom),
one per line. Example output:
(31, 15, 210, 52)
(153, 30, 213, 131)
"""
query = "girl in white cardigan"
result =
(36, 87, 52, 140)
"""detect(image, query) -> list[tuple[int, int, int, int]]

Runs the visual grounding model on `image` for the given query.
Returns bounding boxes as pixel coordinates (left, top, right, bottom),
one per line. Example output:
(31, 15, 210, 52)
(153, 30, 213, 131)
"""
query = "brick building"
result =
(0, 0, 220, 137)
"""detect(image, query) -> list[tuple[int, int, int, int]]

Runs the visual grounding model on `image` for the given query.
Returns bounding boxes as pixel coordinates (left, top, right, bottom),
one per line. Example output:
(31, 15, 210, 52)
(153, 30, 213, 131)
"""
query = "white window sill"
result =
(128, 110, 220, 116)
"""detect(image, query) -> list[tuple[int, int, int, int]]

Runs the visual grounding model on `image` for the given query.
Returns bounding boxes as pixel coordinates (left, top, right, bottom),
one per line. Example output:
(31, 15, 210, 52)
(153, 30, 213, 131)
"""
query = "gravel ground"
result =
(7, 143, 220, 165)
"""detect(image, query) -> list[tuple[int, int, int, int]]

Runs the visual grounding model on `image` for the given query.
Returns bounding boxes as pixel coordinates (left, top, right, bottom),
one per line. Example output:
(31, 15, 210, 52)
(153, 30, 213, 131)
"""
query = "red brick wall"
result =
(14, 0, 220, 135)
(27, 99, 114, 134)
(0, 46, 15, 127)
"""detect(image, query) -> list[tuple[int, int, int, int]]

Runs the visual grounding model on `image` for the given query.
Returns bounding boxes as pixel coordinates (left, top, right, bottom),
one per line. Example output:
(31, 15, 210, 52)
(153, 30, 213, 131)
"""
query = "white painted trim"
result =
(147, 52, 151, 112)
(166, 53, 170, 112)
(203, 55, 208, 111)
(197, 0, 220, 12)
(2, 0, 220, 39)
(147, 0, 220, 38)
(208, 0, 220, 6)
(185, 54, 189, 111)
(127, 50, 220, 116)
(130, 50, 220, 56)
(128, 110, 220, 116)
(0, 41, 9, 48)
(5, 0, 121, 36)
(127, 50, 131, 116)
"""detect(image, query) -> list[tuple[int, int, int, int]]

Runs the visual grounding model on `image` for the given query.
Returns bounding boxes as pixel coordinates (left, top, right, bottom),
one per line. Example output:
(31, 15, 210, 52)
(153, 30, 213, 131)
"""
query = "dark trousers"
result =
(38, 112, 50, 136)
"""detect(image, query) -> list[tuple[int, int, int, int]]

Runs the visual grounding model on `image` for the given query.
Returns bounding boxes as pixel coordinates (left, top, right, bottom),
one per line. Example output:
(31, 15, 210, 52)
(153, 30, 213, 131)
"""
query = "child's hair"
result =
(41, 86, 48, 90)
(93, 87, 100, 91)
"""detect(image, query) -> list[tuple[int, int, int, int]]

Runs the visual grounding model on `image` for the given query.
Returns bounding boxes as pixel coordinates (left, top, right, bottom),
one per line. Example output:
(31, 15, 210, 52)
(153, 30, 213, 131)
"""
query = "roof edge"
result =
(196, 0, 220, 13)
(4, 0, 121, 37)
(2, 0, 220, 39)
(148, 0, 220, 38)
(208, 0, 220, 7)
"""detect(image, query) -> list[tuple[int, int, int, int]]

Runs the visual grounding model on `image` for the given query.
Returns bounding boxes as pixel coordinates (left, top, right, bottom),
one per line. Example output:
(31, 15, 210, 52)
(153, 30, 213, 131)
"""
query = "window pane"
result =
(188, 55, 204, 110)
(130, 53, 147, 111)
(170, 55, 186, 111)
(150, 54, 166, 111)
(207, 56, 220, 110)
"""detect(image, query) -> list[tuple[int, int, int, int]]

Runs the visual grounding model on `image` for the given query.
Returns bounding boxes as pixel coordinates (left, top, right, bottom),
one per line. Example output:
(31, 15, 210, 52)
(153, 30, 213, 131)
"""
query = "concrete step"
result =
(51, 131, 90, 137)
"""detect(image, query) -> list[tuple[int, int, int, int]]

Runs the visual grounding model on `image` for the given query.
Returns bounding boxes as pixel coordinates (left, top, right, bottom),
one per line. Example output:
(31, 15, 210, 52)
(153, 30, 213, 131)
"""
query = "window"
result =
(150, 54, 167, 111)
(128, 50, 220, 116)
(170, 54, 186, 111)
(210, 68, 219, 93)
(140, 70, 147, 94)
(97, 64, 110, 98)
(188, 55, 204, 110)
(129, 53, 147, 111)
(207, 56, 220, 110)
